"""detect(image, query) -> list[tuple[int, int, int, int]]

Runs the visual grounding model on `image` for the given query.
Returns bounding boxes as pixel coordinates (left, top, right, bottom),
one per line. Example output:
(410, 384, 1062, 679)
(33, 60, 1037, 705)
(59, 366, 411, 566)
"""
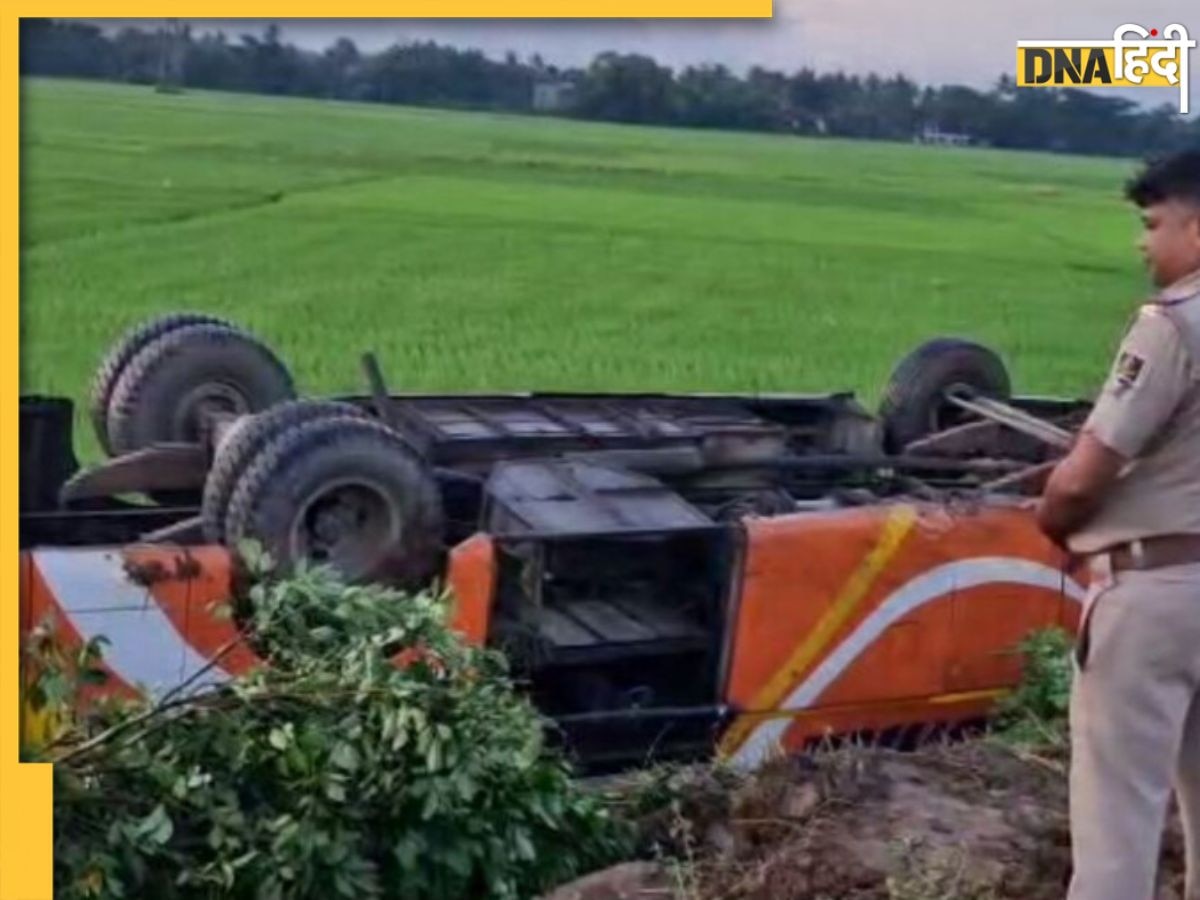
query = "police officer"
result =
(1037, 148, 1200, 900)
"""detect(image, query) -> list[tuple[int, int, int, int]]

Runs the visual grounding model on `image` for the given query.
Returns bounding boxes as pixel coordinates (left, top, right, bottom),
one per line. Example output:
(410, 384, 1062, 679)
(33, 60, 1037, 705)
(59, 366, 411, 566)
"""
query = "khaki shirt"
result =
(1068, 267, 1200, 554)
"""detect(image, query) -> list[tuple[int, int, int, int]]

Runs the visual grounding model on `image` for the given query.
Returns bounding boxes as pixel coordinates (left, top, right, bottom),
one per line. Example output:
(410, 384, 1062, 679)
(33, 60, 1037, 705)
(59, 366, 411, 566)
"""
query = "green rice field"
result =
(19, 78, 1152, 458)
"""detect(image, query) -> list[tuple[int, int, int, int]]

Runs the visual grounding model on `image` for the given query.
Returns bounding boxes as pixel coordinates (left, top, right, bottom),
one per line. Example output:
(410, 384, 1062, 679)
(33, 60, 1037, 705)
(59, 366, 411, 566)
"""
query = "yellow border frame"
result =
(3, 11, 53, 898)
(2, 16, 51, 899)
(2, 7, 769, 897)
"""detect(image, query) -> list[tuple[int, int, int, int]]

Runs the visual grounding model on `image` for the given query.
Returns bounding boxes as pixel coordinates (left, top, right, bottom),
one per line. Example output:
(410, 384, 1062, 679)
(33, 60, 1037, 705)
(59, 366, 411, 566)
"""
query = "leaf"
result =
(38, 671, 71, 707)
(137, 804, 174, 846)
(393, 837, 419, 872)
(268, 726, 290, 751)
(79, 667, 109, 687)
(421, 788, 440, 821)
(79, 867, 104, 894)
(80, 635, 111, 662)
(444, 847, 472, 877)
(24, 682, 47, 711)
(425, 738, 443, 772)
(514, 829, 535, 861)
(455, 773, 477, 802)
(391, 723, 409, 751)
(232, 850, 259, 869)
(209, 601, 235, 621)
(331, 742, 359, 772)
(237, 539, 274, 576)
(334, 872, 357, 898)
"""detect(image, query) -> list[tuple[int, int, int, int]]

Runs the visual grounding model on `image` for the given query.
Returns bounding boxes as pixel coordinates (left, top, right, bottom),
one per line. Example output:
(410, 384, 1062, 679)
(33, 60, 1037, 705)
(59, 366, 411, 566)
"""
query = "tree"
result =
(238, 24, 302, 96)
(575, 53, 676, 124)
(20, 19, 115, 79)
(322, 37, 361, 99)
(921, 85, 991, 135)
(155, 19, 188, 93)
(18, 18, 1200, 157)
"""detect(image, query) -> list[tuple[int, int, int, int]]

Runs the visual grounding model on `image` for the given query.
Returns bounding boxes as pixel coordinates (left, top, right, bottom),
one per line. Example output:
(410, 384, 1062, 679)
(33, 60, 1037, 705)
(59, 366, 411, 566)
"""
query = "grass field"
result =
(20, 78, 1152, 458)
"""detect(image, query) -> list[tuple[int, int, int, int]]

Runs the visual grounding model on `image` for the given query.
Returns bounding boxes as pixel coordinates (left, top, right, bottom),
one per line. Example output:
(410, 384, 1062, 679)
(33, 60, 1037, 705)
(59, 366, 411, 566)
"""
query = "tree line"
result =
(20, 18, 1200, 157)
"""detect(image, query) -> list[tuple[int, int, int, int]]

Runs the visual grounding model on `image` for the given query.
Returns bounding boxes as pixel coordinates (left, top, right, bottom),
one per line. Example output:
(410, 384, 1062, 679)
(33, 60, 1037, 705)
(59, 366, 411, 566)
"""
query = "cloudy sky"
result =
(90, 2, 1194, 108)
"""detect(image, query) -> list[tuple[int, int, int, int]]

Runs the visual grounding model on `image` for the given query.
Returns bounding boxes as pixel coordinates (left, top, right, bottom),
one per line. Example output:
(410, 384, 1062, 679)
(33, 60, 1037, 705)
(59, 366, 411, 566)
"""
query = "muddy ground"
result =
(548, 740, 1186, 900)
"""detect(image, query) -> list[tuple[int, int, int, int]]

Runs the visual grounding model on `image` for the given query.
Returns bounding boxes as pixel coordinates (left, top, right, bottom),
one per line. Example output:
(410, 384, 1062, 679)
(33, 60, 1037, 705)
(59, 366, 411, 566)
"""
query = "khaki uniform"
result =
(1067, 266, 1200, 900)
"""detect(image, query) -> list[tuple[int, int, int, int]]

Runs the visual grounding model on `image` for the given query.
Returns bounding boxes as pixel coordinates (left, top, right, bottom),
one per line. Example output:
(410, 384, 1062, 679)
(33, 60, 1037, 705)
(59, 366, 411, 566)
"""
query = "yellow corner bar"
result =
(3, 10, 53, 898)
(14, 2, 771, 16)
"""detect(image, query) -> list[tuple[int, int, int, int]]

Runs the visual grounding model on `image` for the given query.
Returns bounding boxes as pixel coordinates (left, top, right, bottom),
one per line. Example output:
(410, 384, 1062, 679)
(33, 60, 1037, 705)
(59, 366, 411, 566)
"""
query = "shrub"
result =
(29, 560, 631, 900)
(994, 627, 1074, 748)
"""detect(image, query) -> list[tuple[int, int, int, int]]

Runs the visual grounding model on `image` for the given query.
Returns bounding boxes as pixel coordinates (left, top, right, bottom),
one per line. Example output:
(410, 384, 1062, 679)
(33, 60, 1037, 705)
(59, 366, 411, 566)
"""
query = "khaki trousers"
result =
(1068, 561, 1200, 900)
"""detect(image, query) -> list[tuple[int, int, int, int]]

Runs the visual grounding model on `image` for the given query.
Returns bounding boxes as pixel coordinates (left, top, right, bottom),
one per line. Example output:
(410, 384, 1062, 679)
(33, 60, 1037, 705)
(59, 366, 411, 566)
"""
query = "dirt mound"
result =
(582, 740, 1186, 900)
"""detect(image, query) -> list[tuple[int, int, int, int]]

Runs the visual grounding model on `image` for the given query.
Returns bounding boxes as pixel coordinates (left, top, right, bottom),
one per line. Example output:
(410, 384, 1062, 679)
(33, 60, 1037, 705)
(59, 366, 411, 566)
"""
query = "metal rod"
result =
(980, 460, 1059, 494)
(139, 514, 205, 544)
(709, 453, 1026, 475)
(902, 419, 1000, 456)
(554, 704, 730, 726)
(361, 352, 398, 430)
(942, 391, 1075, 450)
(360, 352, 432, 460)
(492, 524, 727, 543)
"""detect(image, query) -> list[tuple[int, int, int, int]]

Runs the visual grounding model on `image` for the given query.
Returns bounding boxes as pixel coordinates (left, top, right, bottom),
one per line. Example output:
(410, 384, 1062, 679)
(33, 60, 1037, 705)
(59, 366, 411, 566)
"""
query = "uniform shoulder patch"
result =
(1114, 350, 1146, 391)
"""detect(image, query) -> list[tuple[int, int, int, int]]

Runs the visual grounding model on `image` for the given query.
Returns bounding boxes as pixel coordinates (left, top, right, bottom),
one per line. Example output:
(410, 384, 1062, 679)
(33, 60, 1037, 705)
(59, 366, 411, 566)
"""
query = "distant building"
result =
(915, 125, 974, 146)
(532, 81, 576, 113)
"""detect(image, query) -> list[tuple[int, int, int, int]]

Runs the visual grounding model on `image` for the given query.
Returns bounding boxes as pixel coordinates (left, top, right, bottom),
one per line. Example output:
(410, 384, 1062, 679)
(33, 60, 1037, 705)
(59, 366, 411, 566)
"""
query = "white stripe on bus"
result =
(34, 549, 230, 699)
(730, 557, 1085, 769)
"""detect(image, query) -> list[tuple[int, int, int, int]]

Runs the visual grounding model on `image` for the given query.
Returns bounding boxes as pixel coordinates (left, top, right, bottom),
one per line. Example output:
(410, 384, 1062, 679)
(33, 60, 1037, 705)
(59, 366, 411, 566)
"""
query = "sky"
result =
(87, 3, 1196, 110)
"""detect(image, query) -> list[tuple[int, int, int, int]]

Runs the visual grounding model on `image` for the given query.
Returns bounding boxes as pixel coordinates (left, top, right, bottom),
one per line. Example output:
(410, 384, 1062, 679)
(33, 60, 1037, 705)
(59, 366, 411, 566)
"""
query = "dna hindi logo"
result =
(1016, 24, 1195, 114)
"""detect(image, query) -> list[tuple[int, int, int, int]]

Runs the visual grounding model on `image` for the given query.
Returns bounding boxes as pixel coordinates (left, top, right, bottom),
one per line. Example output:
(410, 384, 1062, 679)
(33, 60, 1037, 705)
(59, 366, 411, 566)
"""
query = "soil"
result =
(552, 740, 1187, 900)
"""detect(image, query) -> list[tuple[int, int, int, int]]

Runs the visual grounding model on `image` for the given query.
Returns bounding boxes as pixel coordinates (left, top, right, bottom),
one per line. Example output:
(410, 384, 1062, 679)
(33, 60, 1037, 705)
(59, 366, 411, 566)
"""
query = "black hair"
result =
(1125, 149, 1200, 207)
